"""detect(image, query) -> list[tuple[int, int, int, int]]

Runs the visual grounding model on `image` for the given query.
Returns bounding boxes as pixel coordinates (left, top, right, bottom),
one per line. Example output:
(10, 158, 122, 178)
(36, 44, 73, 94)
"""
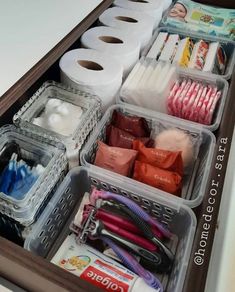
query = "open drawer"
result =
(0, 0, 235, 292)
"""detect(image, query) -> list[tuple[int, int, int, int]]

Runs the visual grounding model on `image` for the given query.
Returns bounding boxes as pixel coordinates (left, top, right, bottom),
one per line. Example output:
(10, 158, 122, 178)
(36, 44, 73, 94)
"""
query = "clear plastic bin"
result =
(0, 125, 67, 226)
(13, 81, 102, 168)
(25, 166, 197, 292)
(118, 58, 229, 131)
(142, 27, 235, 80)
(81, 104, 215, 208)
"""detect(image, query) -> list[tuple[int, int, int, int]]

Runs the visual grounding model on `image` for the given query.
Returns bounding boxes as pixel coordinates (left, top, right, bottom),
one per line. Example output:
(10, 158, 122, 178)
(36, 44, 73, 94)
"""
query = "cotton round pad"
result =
(154, 128, 194, 167)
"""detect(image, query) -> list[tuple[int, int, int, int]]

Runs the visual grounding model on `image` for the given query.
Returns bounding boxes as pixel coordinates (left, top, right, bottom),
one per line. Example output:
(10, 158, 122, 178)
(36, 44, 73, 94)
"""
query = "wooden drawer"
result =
(0, 1, 235, 291)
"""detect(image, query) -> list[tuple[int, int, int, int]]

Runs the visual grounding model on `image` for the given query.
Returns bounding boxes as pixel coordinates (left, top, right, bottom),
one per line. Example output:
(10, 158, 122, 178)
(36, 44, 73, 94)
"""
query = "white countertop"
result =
(0, 0, 102, 97)
(205, 128, 235, 292)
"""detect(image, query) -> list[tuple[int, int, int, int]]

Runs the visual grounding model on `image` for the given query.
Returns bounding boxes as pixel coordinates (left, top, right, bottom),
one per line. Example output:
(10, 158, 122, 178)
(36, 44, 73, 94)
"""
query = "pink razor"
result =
(96, 209, 163, 239)
(90, 189, 172, 239)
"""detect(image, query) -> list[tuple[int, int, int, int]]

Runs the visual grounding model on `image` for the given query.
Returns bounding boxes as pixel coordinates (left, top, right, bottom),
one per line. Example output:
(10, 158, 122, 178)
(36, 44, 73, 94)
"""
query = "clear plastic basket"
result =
(117, 58, 229, 131)
(13, 81, 102, 168)
(81, 104, 215, 208)
(24, 166, 197, 292)
(0, 125, 68, 226)
(142, 26, 235, 80)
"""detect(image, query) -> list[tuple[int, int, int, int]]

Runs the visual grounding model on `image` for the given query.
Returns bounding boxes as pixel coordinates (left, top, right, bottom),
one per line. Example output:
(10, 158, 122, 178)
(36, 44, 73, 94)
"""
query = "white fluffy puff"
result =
(154, 128, 194, 167)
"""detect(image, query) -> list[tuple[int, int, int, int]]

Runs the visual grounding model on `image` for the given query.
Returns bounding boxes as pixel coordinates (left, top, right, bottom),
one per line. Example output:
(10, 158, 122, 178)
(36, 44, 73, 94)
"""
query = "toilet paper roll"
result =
(59, 49, 123, 111)
(99, 7, 154, 51)
(81, 26, 140, 76)
(113, 0, 164, 29)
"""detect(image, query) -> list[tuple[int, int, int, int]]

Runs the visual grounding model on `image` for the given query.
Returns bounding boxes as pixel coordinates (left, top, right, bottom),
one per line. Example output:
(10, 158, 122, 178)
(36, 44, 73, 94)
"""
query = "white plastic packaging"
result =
(146, 32, 168, 59)
(121, 59, 178, 113)
(142, 26, 235, 80)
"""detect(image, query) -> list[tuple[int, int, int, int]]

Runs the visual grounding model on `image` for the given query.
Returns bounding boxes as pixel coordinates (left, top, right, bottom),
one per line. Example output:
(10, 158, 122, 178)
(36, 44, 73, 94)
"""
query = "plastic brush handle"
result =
(99, 223, 162, 270)
(103, 220, 157, 251)
(83, 209, 146, 238)
(91, 189, 172, 238)
(97, 209, 163, 239)
(101, 236, 163, 292)
(1, 156, 17, 195)
(119, 204, 174, 273)
(97, 209, 142, 234)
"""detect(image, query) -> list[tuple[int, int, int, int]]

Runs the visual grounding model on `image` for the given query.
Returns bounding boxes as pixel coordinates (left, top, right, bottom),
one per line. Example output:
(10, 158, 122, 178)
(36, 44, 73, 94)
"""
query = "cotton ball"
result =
(154, 128, 194, 167)
(65, 103, 83, 119)
(48, 113, 62, 124)
(56, 103, 70, 116)
(47, 98, 62, 108)
(64, 104, 83, 127)
(47, 113, 64, 132)
(45, 98, 62, 115)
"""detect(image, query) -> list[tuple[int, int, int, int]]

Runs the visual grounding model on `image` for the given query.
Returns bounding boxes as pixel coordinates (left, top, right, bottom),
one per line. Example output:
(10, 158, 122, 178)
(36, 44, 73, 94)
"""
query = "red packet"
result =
(94, 141, 138, 177)
(111, 110, 150, 137)
(133, 161, 182, 196)
(132, 140, 183, 176)
(106, 125, 153, 149)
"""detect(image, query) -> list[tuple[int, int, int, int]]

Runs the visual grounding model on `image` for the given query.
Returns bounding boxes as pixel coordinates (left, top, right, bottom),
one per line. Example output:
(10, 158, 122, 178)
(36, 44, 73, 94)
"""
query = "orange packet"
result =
(133, 161, 182, 196)
(132, 140, 183, 176)
(94, 141, 138, 177)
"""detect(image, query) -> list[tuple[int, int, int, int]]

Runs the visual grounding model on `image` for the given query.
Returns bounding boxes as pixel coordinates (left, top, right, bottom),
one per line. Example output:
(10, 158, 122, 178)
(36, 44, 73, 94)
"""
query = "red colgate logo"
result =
(80, 266, 130, 291)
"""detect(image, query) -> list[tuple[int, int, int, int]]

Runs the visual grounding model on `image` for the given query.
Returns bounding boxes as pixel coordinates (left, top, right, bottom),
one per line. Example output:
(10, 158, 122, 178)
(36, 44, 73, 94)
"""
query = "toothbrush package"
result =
(173, 37, 194, 68)
(146, 31, 229, 75)
(188, 40, 209, 70)
(158, 34, 180, 62)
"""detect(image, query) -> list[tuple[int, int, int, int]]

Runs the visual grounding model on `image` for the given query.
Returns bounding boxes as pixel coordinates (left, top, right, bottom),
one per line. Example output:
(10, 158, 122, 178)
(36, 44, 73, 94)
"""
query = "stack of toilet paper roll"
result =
(60, 49, 123, 112)
(60, 1, 168, 113)
(99, 7, 155, 51)
(81, 26, 140, 77)
(113, 0, 168, 29)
